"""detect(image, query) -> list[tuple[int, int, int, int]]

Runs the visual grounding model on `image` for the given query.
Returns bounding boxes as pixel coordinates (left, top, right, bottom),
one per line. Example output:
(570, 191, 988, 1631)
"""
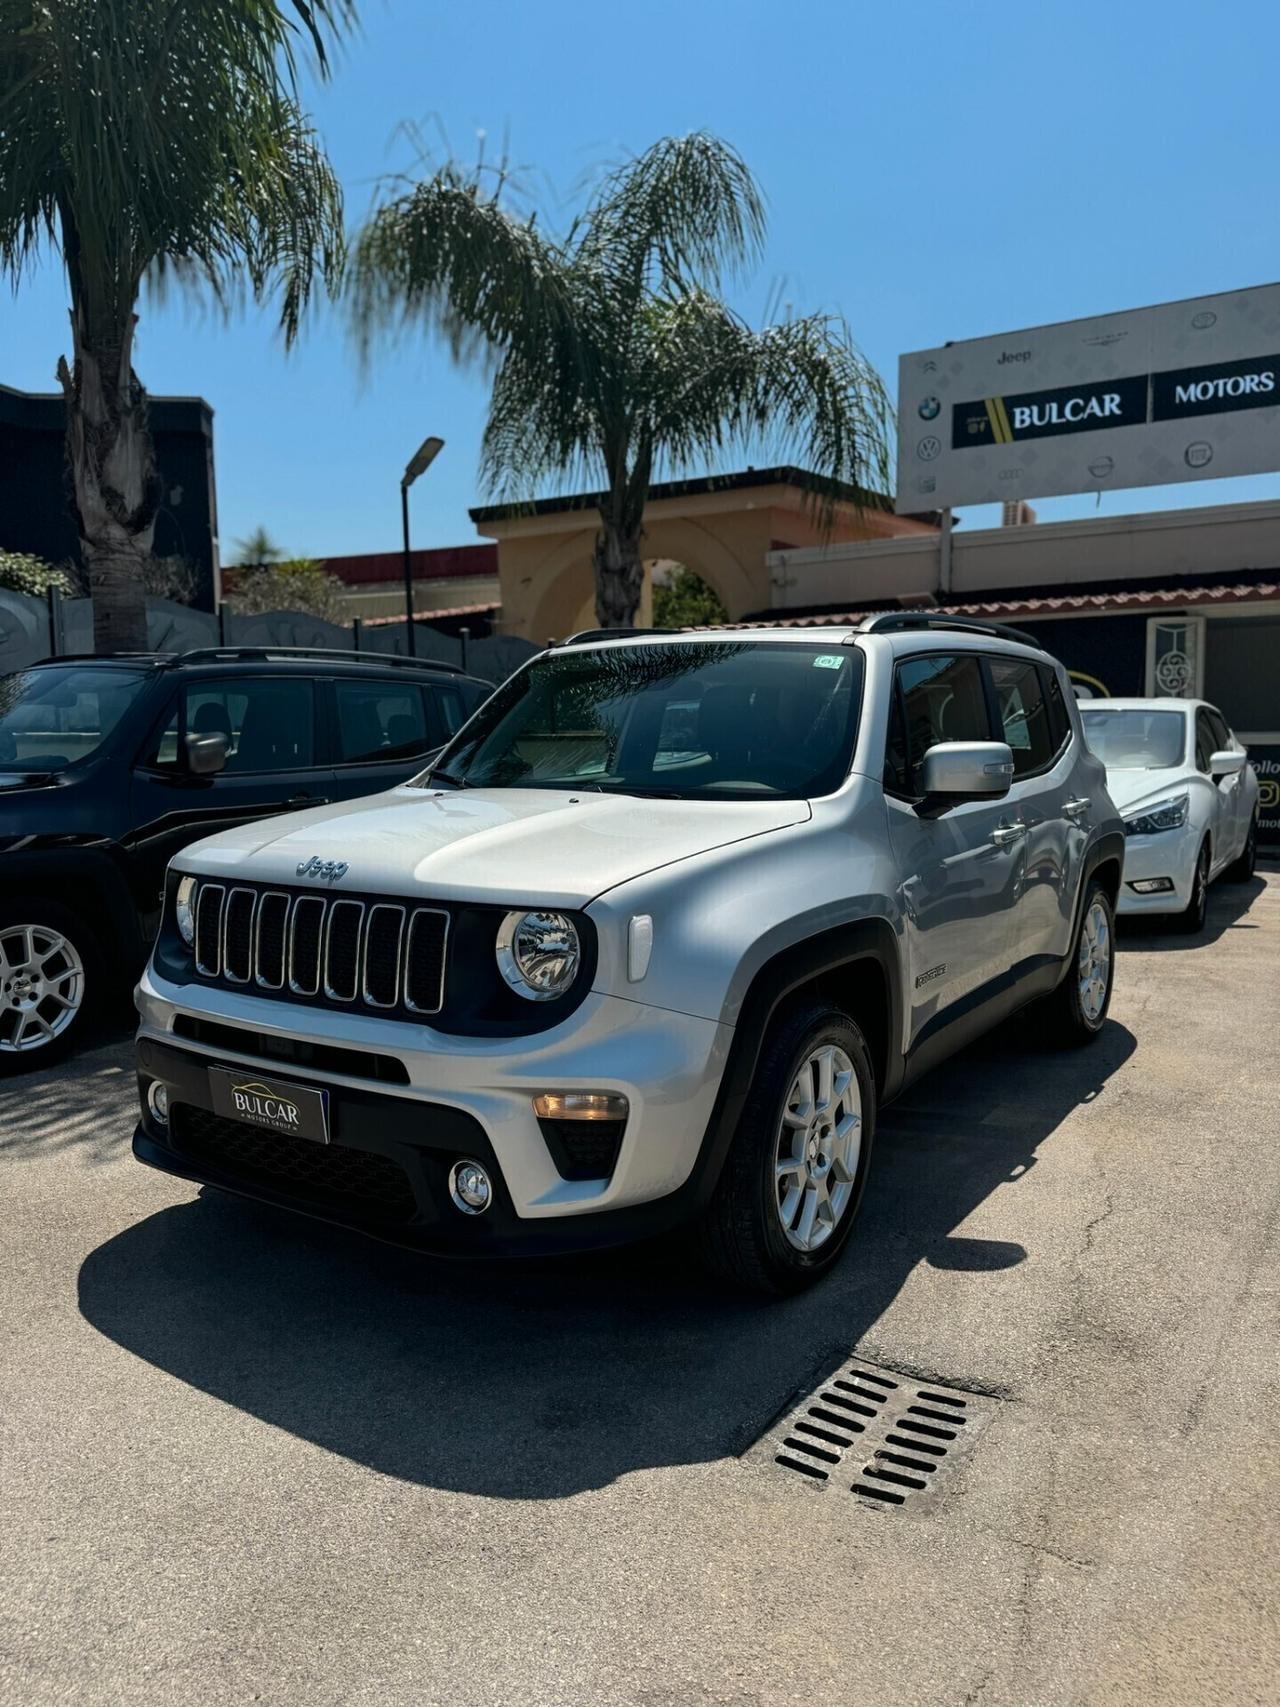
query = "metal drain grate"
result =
(752, 1357, 998, 1511)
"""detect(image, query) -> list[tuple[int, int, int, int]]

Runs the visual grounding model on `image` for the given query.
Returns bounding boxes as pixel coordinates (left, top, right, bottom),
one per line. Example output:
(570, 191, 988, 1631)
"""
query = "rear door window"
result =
(987, 656, 1056, 776)
(1039, 664, 1072, 754)
(335, 681, 430, 763)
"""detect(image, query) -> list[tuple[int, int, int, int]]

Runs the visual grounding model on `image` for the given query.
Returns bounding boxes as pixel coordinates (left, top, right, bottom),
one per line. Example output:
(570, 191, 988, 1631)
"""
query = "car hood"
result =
(174, 785, 812, 907)
(1101, 768, 1191, 815)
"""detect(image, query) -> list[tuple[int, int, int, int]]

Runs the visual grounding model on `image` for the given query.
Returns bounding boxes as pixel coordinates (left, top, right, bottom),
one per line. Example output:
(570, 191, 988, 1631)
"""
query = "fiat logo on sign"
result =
(296, 856, 349, 883)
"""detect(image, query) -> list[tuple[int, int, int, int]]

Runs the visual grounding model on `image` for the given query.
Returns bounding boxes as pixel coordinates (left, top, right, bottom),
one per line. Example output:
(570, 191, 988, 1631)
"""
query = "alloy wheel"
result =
(0, 924, 85, 1054)
(773, 1043, 862, 1252)
(1193, 850, 1208, 921)
(1077, 897, 1111, 1026)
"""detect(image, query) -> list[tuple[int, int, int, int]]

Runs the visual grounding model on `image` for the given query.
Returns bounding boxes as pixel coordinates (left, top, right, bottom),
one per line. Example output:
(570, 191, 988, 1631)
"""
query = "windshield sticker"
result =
(813, 655, 844, 670)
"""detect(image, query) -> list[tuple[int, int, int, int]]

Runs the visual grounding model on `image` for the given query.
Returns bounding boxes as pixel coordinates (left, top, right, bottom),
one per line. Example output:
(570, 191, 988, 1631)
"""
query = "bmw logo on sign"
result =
(918, 396, 941, 421)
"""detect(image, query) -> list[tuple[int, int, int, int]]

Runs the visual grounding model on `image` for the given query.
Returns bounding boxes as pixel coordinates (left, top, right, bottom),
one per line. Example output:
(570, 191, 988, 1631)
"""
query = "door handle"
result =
(285, 793, 328, 807)
(991, 821, 1026, 845)
(1064, 797, 1091, 819)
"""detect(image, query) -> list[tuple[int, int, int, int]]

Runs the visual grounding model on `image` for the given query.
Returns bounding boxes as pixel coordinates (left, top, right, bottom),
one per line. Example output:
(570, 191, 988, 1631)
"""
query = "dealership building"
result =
(474, 286, 1280, 843)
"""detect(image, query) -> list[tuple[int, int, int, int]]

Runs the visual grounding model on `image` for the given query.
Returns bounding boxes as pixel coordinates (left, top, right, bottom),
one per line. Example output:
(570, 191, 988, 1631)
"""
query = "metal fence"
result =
(0, 587, 537, 686)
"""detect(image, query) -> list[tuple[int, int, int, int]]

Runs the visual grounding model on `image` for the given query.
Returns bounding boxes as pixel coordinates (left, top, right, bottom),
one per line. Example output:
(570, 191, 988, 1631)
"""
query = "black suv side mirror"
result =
(184, 731, 230, 776)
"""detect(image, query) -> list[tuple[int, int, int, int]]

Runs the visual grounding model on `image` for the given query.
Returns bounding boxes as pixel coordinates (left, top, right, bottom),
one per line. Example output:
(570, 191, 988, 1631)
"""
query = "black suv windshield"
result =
(0, 665, 148, 772)
(416, 640, 864, 800)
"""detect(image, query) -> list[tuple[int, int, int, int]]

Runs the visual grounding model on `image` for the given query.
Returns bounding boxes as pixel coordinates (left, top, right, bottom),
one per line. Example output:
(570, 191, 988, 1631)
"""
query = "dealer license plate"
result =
(208, 1066, 330, 1145)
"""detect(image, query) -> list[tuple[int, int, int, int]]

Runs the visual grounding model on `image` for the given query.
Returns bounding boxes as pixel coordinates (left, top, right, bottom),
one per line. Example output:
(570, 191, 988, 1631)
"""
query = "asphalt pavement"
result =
(1, 868, 1277, 1706)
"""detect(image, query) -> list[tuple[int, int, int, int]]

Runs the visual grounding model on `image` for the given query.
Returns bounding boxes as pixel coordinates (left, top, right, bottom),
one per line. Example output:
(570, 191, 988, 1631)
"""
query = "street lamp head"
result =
(403, 435, 444, 488)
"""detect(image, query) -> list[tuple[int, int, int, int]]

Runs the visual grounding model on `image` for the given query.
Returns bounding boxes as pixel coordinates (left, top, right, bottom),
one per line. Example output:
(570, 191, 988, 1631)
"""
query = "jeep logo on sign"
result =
(296, 856, 349, 883)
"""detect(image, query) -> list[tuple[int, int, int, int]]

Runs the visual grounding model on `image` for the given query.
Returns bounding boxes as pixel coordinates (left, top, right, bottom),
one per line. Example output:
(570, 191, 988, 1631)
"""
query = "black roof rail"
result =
(858, 611, 1042, 650)
(28, 652, 164, 665)
(167, 645, 471, 675)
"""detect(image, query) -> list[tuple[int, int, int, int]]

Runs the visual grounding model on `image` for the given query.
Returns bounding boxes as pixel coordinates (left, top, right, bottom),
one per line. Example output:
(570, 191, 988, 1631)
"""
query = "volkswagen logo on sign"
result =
(916, 435, 941, 461)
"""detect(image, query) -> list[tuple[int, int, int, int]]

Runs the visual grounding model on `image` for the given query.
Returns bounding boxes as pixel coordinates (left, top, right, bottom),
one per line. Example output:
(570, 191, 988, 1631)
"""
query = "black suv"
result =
(0, 646, 490, 1069)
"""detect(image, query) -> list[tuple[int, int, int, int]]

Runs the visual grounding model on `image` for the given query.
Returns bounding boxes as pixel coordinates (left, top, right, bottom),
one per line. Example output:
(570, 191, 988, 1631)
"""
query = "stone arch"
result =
(638, 516, 759, 620)
(518, 514, 759, 640)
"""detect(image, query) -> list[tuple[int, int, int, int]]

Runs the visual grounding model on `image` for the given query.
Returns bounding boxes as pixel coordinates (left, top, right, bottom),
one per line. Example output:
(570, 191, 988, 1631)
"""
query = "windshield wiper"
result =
(428, 768, 474, 789)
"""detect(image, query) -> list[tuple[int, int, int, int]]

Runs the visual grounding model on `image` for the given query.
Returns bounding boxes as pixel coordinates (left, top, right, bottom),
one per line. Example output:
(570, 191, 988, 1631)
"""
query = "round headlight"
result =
(175, 875, 197, 947)
(496, 910, 581, 1001)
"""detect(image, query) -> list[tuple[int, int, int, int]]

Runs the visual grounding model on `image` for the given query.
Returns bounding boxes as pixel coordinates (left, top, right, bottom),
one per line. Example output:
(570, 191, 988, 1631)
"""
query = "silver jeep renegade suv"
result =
(133, 615, 1124, 1293)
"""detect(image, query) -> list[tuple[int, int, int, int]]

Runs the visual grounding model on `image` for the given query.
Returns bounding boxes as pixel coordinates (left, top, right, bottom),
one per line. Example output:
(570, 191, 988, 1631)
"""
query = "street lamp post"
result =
(400, 435, 444, 657)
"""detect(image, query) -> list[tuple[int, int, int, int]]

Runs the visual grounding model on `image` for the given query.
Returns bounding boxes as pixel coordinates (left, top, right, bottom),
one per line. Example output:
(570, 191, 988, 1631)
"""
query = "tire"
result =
(1043, 879, 1115, 1046)
(1171, 841, 1210, 935)
(1224, 815, 1257, 884)
(0, 899, 103, 1074)
(696, 1001, 876, 1296)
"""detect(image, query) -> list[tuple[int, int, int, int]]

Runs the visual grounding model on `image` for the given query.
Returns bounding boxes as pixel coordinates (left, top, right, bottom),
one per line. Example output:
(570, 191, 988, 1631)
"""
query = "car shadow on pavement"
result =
(77, 1016, 1136, 1500)
(1117, 871, 1267, 952)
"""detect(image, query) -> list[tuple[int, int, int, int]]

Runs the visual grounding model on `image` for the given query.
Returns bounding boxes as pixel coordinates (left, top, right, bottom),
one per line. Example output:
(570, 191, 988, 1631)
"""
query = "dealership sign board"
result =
(896, 285, 1280, 511)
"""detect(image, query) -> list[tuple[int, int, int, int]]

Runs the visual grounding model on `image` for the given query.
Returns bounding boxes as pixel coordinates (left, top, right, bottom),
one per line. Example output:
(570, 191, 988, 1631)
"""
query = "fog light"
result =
(449, 1159, 492, 1215)
(146, 1080, 170, 1126)
(1128, 877, 1175, 894)
(532, 1091, 630, 1122)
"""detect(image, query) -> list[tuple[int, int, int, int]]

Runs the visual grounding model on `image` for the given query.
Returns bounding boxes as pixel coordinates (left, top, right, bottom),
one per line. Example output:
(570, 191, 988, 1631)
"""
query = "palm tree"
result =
(352, 133, 892, 628)
(0, 0, 354, 652)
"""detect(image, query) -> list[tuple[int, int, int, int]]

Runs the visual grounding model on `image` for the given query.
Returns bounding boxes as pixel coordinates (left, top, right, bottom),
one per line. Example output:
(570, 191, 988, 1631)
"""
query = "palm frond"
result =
(580, 132, 765, 300)
(0, 0, 350, 335)
(633, 290, 892, 520)
(350, 165, 576, 366)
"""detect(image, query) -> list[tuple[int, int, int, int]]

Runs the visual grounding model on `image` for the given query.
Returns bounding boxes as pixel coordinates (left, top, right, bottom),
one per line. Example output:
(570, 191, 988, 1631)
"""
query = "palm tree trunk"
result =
(58, 298, 159, 653)
(592, 522, 645, 628)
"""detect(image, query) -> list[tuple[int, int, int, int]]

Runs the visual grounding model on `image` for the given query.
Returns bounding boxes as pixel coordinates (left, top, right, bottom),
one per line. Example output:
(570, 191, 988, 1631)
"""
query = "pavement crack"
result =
(1080, 1186, 1115, 1253)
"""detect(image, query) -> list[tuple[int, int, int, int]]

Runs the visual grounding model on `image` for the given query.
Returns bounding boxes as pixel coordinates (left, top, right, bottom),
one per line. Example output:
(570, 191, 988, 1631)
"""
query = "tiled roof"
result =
(359, 600, 500, 627)
(759, 581, 1280, 628)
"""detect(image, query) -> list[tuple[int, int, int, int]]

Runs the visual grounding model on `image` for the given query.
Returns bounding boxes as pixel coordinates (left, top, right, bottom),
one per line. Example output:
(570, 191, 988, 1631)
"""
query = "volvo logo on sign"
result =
(296, 856, 350, 884)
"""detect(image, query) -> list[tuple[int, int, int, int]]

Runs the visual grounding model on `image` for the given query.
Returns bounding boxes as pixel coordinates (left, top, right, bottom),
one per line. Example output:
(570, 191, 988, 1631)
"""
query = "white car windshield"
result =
(415, 640, 864, 800)
(1080, 707, 1186, 769)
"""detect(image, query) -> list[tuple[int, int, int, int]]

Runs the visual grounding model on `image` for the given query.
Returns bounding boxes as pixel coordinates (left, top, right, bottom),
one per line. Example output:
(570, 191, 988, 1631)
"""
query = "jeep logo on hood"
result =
(296, 856, 349, 884)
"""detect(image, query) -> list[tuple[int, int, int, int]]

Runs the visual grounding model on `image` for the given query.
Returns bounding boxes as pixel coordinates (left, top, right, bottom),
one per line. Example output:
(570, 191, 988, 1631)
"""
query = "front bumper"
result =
(1117, 819, 1200, 916)
(133, 966, 732, 1256)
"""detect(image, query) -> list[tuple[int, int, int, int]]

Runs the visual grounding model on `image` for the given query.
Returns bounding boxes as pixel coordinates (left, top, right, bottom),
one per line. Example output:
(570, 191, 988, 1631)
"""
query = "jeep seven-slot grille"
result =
(190, 881, 447, 1018)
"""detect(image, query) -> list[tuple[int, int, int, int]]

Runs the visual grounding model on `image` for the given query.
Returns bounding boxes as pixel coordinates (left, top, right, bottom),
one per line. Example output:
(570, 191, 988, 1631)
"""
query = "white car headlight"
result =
(1123, 792, 1189, 836)
(496, 910, 581, 1001)
(175, 874, 197, 946)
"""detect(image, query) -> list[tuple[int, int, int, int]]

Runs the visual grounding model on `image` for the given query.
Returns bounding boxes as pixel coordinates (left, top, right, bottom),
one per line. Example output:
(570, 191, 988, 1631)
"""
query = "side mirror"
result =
(919, 741, 1015, 801)
(1210, 749, 1244, 778)
(184, 731, 229, 776)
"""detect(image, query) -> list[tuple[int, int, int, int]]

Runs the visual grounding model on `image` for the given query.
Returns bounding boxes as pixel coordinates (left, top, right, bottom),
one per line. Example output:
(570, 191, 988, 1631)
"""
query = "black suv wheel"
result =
(0, 900, 102, 1072)
(697, 1001, 876, 1295)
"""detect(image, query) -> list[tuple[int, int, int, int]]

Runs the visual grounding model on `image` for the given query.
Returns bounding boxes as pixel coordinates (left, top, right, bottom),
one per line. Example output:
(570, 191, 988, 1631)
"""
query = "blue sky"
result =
(2, 0, 1278, 563)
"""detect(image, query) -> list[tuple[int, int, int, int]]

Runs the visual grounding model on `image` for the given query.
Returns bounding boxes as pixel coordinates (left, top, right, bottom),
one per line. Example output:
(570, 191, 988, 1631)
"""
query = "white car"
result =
(1079, 697, 1260, 932)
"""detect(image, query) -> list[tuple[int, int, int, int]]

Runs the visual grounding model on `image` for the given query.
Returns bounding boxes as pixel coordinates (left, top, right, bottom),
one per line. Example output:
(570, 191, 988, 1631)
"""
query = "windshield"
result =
(1080, 707, 1186, 770)
(414, 640, 864, 800)
(0, 665, 148, 772)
